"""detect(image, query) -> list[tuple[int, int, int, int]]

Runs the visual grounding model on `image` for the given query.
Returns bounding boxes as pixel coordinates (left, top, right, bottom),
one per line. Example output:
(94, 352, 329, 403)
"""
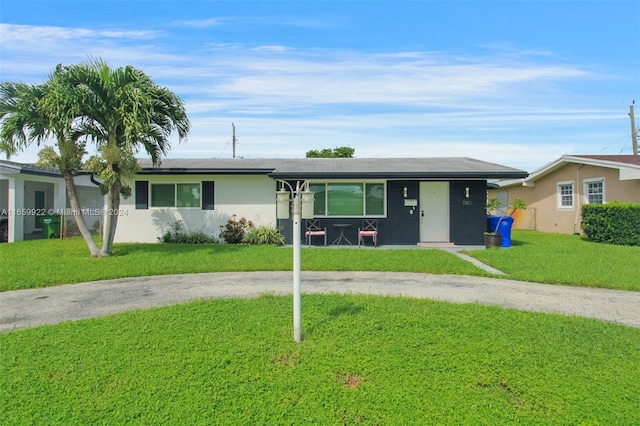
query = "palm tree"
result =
(0, 68, 102, 256)
(65, 59, 190, 256)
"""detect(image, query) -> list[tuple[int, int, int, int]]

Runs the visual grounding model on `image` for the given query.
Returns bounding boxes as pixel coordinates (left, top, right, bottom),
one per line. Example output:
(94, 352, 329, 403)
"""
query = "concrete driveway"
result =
(2, 271, 639, 332)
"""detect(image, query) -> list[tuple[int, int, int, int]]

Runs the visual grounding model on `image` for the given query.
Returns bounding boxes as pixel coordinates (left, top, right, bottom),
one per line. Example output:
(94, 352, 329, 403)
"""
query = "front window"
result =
(585, 179, 604, 204)
(151, 183, 201, 208)
(311, 182, 385, 217)
(557, 181, 574, 209)
(151, 184, 175, 207)
(176, 183, 201, 207)
(328, 183, 363, 216)
(365, 183, 385, 215)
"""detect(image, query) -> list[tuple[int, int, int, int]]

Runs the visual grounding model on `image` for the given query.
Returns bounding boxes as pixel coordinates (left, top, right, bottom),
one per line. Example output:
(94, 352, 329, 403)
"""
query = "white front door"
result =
(419, 182, 449, 242)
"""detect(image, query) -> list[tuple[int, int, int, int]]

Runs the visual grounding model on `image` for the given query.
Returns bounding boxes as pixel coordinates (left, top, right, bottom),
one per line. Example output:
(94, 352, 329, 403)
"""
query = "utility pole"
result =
(630, 103, 638, 155)
(232, 123, 237, 159)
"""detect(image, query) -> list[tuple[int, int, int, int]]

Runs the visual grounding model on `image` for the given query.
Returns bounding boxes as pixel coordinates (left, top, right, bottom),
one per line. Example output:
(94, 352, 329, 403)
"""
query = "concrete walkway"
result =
(2, 271, 639, 332)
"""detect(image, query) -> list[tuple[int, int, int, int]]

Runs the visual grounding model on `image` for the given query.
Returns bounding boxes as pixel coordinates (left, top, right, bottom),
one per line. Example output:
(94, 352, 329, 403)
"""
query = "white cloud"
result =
(0, 23, 160, 43)
(171, 18, 228, 28)
(0, 22, 632, 172)
(172, 16, 334, 29)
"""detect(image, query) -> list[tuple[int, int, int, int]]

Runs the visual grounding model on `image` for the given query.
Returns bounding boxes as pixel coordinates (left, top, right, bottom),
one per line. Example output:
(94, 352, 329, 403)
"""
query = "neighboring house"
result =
(118, 157, 527, 246)
(489, 155, 640, 235)
(0, 159, 103, 243)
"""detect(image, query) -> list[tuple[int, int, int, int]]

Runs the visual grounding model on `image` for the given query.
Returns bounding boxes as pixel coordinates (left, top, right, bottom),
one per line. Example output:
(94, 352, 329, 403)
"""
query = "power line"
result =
(217, 123, 240, 158)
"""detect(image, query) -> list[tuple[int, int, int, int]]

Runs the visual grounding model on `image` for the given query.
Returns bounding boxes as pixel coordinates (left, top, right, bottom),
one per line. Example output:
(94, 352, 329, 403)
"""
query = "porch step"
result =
(418, 242, 458, 248)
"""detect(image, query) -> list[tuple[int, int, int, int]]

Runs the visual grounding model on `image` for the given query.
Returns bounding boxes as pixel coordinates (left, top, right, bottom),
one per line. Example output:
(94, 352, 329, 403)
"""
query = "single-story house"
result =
(118, 157, 527, 246)
(489, 155, 640, 235)
(0, 159, 104, 243)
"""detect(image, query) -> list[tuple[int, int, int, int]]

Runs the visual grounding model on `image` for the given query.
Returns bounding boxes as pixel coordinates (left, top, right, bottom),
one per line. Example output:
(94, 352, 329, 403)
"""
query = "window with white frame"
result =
(310, 182, 385, 217)
(584, 178, 605, 204)
(557, 181, 574, 209)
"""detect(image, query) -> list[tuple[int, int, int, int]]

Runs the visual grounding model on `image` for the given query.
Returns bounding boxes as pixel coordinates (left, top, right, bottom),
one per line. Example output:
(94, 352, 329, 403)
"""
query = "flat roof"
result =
(137, 157, 528, 179)
(0, 159, 63, 177)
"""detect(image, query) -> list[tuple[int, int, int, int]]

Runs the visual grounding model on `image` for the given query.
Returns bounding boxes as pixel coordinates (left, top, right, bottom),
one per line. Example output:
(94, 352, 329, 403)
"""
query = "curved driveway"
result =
(1, 271, 639, 332)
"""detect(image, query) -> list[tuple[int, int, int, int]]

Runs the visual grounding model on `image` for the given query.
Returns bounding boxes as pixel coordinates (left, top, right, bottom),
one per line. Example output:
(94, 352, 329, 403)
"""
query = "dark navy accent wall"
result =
(449, 180, 487, 245)
(278, 217, 364, 246)
(277, 218, 291, 245)
(277, 217, 299, 246)
(277, 180, 485, 246)
(277, 180, 421, 246)
(384, 181, 420, 245)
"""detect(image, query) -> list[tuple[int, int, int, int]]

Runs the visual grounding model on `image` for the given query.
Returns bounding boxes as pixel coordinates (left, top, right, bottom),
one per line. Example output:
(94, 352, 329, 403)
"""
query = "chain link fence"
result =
(61, 212, 103, 241)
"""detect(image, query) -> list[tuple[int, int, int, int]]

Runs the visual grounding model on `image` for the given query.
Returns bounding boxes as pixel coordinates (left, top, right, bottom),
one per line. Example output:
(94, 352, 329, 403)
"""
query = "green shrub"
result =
(159, 221, 218, 244)
(219, 215, 254, 244)
(582, 202, 640, 246)
(243, 225, 285, 245)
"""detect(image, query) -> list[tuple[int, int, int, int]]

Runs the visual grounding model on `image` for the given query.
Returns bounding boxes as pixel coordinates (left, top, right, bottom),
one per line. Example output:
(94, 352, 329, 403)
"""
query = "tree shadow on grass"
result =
(305, 301, 365, 337)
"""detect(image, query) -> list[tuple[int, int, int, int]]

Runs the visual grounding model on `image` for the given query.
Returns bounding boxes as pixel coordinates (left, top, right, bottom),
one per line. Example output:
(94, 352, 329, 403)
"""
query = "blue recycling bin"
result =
(496, 216, 514, 248)
(487, 216, 502, 233)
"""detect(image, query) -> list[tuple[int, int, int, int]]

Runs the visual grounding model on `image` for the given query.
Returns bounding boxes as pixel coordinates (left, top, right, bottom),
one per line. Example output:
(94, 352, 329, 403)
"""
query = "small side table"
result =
(332, 224, 352, 245)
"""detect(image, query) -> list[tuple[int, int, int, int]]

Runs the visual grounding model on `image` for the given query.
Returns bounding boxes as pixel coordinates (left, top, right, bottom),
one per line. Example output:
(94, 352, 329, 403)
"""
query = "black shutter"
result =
(135, 181, 149, 209)
(202, 181, 214, 210)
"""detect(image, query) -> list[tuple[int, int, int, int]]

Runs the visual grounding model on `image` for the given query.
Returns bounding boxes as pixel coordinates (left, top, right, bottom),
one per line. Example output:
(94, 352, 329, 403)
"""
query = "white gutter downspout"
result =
(574, 165, 584, 235)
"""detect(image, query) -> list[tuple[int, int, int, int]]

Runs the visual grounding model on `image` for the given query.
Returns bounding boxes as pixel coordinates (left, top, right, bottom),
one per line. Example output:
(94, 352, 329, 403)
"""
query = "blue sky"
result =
(1, 1, 638, 171)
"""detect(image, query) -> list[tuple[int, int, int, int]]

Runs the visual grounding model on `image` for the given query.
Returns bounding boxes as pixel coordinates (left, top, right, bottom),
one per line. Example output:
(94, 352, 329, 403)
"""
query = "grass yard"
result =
(465, 230, 640, 291)
(2, 294, 639, 424)
(2, 232, 639, 424)
(0, 238, 486, 291)
(1, 230, 639, 292)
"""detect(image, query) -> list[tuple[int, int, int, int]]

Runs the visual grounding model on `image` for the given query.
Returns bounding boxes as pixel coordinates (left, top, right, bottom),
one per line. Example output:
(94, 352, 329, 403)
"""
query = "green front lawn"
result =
(3, 231, 639, 424)
(3, 294, 639, 424)
(0, 239, 486, 291)
(465, 230, 640, 291)
(1, 230, 638, 292)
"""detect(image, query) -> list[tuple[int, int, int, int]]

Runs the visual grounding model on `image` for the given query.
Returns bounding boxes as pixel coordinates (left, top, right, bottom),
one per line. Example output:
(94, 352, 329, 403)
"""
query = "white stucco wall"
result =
(1, 173, 67, 242)
(114, 174, 278, 243)
(0, 171, 104, 242)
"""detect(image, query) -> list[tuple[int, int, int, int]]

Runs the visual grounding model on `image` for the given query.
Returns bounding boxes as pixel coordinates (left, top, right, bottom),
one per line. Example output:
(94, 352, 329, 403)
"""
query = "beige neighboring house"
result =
(489, 155, 640, 235)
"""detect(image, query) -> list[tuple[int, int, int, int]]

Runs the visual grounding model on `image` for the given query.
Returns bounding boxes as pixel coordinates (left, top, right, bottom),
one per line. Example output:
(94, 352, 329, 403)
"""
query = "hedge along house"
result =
(121, 157, 527, 246)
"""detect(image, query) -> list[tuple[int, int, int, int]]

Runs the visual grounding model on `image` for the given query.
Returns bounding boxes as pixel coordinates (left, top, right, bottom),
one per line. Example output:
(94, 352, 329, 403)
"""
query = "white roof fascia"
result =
(493, 157, 568, 188)
(562, 155, 640, 181)
(490, 178, 529, 189)
(619, 167, 640, 180)
(521, 155, 640, 185)
(522, 157, 569, 183)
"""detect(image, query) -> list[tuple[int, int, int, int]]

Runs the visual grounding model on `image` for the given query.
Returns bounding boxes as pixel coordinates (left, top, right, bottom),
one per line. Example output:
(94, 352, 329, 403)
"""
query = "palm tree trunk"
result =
(99, 179, 121, 257)
(63, 172, 101, 257)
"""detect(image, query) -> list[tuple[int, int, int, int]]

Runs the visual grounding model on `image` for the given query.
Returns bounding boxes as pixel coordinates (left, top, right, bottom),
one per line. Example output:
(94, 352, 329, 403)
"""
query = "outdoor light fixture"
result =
(403, 187, 408, 198)
(465, 186, 470, 199)
(301, 189, 315, 219)
(276, 185, 291, 219)
(276, 180, 314, 343)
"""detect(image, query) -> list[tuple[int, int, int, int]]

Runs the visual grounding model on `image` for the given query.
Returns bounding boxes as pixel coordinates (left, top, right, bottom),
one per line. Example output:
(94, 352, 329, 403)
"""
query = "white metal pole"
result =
(292, 185, 302, 343)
